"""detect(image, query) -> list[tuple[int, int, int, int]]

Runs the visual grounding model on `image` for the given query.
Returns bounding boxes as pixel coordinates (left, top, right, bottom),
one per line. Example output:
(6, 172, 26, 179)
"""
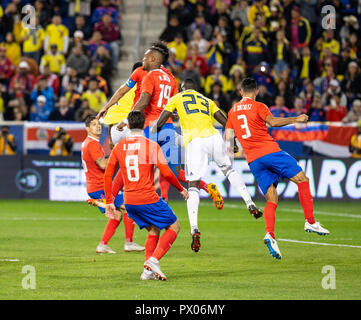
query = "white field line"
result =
(278, 238, 361, 249)
(0, 259, 20, 262)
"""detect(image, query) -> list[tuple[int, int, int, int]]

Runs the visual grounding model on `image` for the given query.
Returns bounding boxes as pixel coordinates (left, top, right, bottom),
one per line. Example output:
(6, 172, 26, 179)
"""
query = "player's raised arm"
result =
(132, 92, 151, 113)
(265, 114, 309, 127)
(151, 110, 173, 133)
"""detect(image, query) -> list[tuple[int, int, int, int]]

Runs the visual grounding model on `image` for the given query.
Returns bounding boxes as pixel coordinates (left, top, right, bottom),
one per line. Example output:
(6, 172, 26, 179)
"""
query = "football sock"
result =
(187, 187, 200, 232)
(178, 170, 208, 193)
(101, 219, 120, 245)
(123, 212, 135, 243)
(298, 181, 316, 224)
(152, 229, 177, 261)
(159, 173, 170, 201)
(264, 201, 277, 239)
(226, 170, 253, 207)
(112, 170, 124, 198)
(145, 234, 159, 261)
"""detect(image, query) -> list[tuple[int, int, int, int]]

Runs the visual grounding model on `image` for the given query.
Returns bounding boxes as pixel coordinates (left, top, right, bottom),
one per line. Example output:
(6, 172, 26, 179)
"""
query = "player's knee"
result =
(265, 185, 278, 204)
(170, 220, 180, 234)
(114, 209, 123, 221)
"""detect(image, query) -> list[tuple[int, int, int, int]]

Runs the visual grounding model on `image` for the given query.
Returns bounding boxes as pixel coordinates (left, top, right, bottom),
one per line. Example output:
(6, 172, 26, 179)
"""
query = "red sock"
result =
(178, 170, 208, 193)
(159, 173, 170, 201)
(145, 234, 159, 261)
(152, 229, 177, 261)
(123, 212, 135, 243)
(112, 170, 124, 198)
(264, 202, 277, 239)
(298, 181, 315, 224)
(101, 219, 120, 245)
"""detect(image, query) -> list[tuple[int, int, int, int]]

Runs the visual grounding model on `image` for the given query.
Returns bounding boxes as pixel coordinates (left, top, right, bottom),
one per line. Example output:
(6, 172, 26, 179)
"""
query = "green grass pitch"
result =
(0, 199, 360, 300)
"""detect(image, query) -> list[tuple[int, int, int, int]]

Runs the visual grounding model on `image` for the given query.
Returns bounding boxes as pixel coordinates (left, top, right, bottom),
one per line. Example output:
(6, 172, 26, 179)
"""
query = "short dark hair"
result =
(150, 41, 169, 64)
(181, 78, 198, 91)
(128, 111, 145, 130)
(85, 115, 97, 127)
(132, 62, 142, 72)
(241, 78, 258, 93)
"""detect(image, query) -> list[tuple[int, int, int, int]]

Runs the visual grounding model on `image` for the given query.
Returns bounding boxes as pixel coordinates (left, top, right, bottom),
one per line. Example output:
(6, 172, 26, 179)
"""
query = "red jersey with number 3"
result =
(226, 97, 280, 163)
(81, 136, 105, 193)
(140, 68, 178, 126)
(104, 134, 183, 205)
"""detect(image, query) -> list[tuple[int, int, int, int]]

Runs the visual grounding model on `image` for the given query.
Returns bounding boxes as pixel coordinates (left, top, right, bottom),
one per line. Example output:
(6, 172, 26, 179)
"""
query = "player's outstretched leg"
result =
(97, 215, 121, 254)
(291, 172, 330, 236)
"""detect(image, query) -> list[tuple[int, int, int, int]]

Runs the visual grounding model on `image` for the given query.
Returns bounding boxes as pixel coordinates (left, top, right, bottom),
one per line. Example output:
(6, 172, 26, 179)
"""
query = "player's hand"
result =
(180, 188, 189, 200)
(295, 114, 308, 123)
(96, 107, 108, 120)
(105, 203, 116, 219)
(117, 122, 127, 131)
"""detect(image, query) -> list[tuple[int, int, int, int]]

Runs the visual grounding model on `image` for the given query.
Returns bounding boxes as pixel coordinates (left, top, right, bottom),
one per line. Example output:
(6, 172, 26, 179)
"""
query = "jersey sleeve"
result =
(225, 114, 233, 129)
(164, 94, 178, 113)
(126, 68, 140, 89)
(258, 102, 272, 121)
(140, 73, 155, 95)
(88, 141, 104, 161)
(104, 148, 118, 204)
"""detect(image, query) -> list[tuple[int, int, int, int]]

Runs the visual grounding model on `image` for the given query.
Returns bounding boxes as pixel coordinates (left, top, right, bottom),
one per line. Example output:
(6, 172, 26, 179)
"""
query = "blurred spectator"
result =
(253, 62, 274, 95)
(68, 31, 88, 56)
(349, 120, 361, 158)
(288, 97, 307, 116)
(94, 13, 122, 69)
(37, 65, 61, 97)
(92, 0, 119, 25)
(337, 48, 352, 78)
(299, 80, 321, 111)
(317, 47, 338, 77)
(40, 44, 66, 76)
(228, 63, 244, 93)
(208, 81, 231, 114)
(243, 27, 268, 73)
(0, 126, 16, 155)
(61, 67, 83, 95)
(92, 45, 113, 86)
(275, 79, 294, 109)
(9, 61, 35, 95)
(204, 64, 229, 94)
(180, 59, 201, 90)
(68, 0, 92, 19)
(63, 81, 82, 110)
(4, 98, 28, 121)
(270, 96, 289, 117)
(159, 14, 187, 43)
(2, 32, 21, 66)
(30, 95, 52, 122)
(166, 0, 193, 26)
(341, 61, 361, 104)
(189, 28, 209, 56)
(342, 99, 361, 123)
(48, 127, 74, 156)
(44, 15, 69, 55)
(187, 13, 213, 41)
(230, 81, 243, 104)
(0, 46, 15, 86)
(31, 76, 54, 111)
(346, 33, 359, 61)
(66, 46, 90, 78)
(83, 67, 109, 96)
(322, 79, 347, 109)
(256, 84, 274, 107)
(75, 99, 96, 122)
(340, 16, 359, 43)
(88, 31, 111, 58)
(165, 47, 182, 79)
(70, 15, 93, 40)
(168, 33, 188, 63)
(230, 0, 249, 26)
(183, 45, 208, 77)
(49, 97, 75, 121)
(287, 6, 311, 50)
(20, 16, 45, 64)
(307, 95, 326, 121)
(295, 46, 317, 82)
(325, 94, 348, 122)
(271, 30, 292, 77)
(81, 78, 107, 112)
(317, 30, 340, 58)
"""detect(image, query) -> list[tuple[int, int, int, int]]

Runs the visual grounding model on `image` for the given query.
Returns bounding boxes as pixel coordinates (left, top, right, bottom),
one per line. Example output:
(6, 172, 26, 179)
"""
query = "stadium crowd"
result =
(0, 0, 123, 122)
(160, 0, 361, 123)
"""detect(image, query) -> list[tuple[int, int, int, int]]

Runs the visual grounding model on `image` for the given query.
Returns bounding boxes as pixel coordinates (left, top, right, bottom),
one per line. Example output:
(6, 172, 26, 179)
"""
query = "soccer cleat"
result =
(264, 233, 282, 260)
(96, 243, 116, 254)
(124, 242, 145, 252)
(144, 258, 167, 281)
(304, 221, 330, 235)
(87, 198, 106, 209)
(191, 229, 201, 253)
(208, 183, 224, 210)
(248, 204, 263, 219)
(140, 268, 156, 280)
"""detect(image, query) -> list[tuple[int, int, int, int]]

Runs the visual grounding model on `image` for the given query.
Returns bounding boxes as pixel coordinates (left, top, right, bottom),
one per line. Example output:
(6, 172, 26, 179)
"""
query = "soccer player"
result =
(152, 78, 262, 252)
(82, 116, 144, 254)
(104, 111, 189, 280)
(225, 78, 330, 260)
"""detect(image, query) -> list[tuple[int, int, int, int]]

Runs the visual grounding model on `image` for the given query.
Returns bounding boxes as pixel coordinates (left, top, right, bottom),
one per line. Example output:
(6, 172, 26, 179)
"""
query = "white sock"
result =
(187, 187, 200, 233)
(227, 170, 254, 207)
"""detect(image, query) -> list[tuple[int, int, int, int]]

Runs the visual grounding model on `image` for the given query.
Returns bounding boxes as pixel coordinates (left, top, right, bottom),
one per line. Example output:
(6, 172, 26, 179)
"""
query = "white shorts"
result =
(111, 123, 130, 145)
(185, 132, 231, 181)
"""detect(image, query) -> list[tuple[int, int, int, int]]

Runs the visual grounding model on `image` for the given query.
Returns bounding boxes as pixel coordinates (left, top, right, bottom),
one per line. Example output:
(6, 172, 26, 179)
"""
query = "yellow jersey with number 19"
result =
(165, 89, 219, 147)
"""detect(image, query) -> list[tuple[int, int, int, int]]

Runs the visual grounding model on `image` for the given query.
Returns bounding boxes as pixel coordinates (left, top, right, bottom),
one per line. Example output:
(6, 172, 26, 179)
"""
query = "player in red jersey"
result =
(82, 116, 144, 254)
(225, 78, 330, 259)
(104, 111, 189, 280)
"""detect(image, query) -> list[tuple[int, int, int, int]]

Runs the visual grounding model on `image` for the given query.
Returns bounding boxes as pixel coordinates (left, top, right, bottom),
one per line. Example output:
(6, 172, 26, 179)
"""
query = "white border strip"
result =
(278, 238, 361, 249)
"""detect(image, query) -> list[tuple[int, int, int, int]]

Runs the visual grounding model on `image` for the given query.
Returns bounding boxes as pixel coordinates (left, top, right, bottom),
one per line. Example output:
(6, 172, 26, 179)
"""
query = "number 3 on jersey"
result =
(157, 84, 171, 108)
(125, 155, 139, 181)
(237, 114, 251, 139)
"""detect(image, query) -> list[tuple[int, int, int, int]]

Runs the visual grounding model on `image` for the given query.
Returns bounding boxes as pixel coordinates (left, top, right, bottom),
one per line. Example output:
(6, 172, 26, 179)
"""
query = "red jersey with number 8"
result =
(140, 68, 178, 126)
(226, 97, 280, 163)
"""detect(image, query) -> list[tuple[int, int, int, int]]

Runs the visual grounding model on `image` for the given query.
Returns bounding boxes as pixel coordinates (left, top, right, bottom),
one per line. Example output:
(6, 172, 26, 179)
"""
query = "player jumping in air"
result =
(152, 78, 262, 252)
(96, 43, 223, 209)
(225, 78, 330, 260)
(81, 116, 144, 254)
(104, 111, 189, 280)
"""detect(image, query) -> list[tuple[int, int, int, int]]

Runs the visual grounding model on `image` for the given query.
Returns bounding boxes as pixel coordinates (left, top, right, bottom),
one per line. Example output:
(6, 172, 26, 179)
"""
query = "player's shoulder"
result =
(131, 66, 147, 79)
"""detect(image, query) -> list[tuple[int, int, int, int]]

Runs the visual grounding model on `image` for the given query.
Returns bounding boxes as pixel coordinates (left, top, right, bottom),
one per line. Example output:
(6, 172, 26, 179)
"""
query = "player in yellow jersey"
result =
(152, 79, 262, 251)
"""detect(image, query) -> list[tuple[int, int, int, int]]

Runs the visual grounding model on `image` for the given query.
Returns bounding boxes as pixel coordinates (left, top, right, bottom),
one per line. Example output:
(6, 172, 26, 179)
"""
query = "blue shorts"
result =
(249, 151, 302, 196)
(88, 190, 124, 214)
(144, 123, 180, 176)
(125, 198, 177, 230)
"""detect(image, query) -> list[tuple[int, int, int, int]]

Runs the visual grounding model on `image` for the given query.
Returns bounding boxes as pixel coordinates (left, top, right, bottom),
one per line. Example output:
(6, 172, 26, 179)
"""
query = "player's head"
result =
(240, 78, 259, 97)
(127, 111, 145, 130)
(143, 41, 169, 71)
(132, 62, 142, 72)
(85, 115, 102, 137)
(181, 78, 198, 91)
